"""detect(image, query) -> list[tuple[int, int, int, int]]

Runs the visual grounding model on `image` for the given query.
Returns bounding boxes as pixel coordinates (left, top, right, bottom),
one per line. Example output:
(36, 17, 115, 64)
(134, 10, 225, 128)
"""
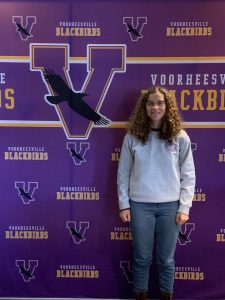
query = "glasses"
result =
(146, 100, 166, 107)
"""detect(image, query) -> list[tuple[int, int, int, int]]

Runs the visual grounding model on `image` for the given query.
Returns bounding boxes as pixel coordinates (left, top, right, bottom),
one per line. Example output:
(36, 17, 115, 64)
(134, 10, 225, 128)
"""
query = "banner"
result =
(0, 1, 225, 299)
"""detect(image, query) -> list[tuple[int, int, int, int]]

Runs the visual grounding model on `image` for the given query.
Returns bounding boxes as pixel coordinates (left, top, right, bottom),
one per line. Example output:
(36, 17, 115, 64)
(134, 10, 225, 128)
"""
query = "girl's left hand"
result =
(176, 212, 189, 225)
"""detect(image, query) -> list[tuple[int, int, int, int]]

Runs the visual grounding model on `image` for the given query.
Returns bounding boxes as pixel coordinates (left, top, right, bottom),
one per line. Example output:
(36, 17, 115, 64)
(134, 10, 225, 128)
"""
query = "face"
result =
(146, 90, 166, 128)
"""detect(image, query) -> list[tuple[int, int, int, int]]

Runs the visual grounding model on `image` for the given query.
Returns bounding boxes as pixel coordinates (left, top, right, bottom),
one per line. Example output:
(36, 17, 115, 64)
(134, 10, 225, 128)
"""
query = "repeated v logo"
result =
(12, 16, 36, 40)
(16, 260, 38, 282)
(66, 221, 89, 244)
(15, 181, 38, 204)
(178, 223, 195, 246)
(120, 261, 133, 283)
(123, 17, 147, 41)
(67, 141, 90, 165)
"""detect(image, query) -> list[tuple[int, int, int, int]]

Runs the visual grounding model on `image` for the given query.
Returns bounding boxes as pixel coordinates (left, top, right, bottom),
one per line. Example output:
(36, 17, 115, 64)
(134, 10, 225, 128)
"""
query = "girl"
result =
(117, 86, 195, 300)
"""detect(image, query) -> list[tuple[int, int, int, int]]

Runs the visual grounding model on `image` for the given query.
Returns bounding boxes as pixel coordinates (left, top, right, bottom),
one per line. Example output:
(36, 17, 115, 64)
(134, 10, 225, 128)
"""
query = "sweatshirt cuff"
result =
(178, 204, 190, 215)
(118, 200, 130, 211)
(120, 208, 130, 212)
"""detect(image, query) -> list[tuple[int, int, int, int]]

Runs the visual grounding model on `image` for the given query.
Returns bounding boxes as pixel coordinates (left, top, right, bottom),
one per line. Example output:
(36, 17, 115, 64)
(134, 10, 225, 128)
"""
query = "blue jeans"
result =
(130, 200, 180, 293)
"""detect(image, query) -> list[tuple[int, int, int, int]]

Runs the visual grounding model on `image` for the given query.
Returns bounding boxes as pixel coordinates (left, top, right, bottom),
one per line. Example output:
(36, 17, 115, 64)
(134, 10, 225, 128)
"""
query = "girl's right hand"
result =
(119, 209, 131, 222)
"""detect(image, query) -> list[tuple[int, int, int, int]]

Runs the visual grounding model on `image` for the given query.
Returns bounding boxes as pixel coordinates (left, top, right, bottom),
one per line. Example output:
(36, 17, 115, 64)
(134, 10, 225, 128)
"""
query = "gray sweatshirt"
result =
(117, 129, 195, 215)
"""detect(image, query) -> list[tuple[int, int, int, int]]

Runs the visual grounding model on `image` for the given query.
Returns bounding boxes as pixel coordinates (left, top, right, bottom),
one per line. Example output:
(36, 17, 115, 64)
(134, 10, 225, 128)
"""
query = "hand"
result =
(176, 212, 189, 225)
(119, 209, 131, 222)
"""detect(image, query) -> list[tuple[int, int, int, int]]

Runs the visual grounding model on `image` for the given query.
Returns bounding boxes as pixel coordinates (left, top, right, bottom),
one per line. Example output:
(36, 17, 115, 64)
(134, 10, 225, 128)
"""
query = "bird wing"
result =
(18, 188, 25, 195)
(74, 231, 83, 240)
(69, 93, 110, 124)
(69, 227, 76, 235)
(22, 28, 30, 36)
(43, 70, 72, 97)
(19, 266, 24, 272)
(69, 148, 84, 161)
(69, 227, 83, 239)
(70, 149, 76, 155)
(133, 29, 141, 37)
(126, 24, 141, 37)
(179, 232, 189, 241)
(20, 266, 28, 275)
(16, 23, 23, 30)
(127, 24, 133, 31)
(25, 193, 32, 200)
(43, 71, 110, 125)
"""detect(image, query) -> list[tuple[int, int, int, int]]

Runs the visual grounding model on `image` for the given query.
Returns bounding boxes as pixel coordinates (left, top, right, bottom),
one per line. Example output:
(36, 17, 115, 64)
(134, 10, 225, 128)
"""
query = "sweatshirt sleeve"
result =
(178, 131, 196, 215)
(117, 134, 134, 210)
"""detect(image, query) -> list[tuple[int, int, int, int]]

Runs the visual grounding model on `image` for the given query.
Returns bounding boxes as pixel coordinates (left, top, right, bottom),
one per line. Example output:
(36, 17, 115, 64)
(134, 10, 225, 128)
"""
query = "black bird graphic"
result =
(18, 188, 32, 200)
(43, 69, 110, 126)
(69, 148, 84, 161)
(69, 227, 84, 240)
(179, 231, 189, 242)
(16, 23, 30, 36)
(126, 24, 142, 37)
(19, 266, 34, 279)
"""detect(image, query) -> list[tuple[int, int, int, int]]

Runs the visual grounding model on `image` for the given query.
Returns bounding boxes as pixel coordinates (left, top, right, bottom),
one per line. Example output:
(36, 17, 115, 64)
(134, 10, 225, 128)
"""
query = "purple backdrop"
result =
(0, 0, 225, 299)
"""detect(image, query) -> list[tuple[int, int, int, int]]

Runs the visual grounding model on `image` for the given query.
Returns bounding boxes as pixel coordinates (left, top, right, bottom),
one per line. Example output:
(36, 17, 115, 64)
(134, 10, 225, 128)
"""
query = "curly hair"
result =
(128, 86, 182, 144)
